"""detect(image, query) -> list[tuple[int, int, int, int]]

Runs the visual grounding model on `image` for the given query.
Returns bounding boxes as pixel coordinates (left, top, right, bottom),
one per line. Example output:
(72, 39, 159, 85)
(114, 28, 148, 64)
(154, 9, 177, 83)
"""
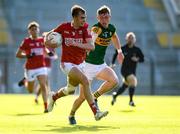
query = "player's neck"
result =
(30, 35, 38, 40)
(71, 21, 80, 29)
(128, 43, 134, 48)
(99, 22, 108, 29)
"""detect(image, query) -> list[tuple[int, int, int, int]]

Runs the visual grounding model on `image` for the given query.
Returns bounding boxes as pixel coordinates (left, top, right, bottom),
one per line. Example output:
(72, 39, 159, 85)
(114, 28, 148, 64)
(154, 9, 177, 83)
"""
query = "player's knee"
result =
(79, 96, 85, 102)
(27, 87, 33, 93)
(39, 83, 47, 91)
(27, 84, 34, 93)
(111, 78, 119, 88)
(81, 76, 89, 87)
(129, 81, 137, 87)
(61, 84, 76, 95)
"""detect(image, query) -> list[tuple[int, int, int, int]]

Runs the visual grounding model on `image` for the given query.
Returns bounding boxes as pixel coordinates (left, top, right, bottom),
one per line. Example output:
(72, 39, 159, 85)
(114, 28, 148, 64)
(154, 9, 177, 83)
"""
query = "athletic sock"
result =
(35, 88, 41, 100)
(52, 93, 60, 101)
(115, 83, 128, 97)
(44, 102, 48, 110)
(37, 88, 41, 96)
(89, 103, 98, 115)
(94, 99, 100, 111)
(129, 87, 135, 102)
(93, 91, 101, 98)
(69, 110, 76, 117)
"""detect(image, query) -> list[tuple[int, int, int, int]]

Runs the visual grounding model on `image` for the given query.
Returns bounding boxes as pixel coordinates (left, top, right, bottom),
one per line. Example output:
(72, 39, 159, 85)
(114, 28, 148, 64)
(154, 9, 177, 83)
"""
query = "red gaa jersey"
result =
(20, 37, 46, 69)
(54, 22, 92, 65)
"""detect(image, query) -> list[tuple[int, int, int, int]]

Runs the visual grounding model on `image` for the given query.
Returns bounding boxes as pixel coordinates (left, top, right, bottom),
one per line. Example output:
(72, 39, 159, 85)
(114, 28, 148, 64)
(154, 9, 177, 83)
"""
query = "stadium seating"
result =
(157, 32, 180, 48)
(143, 0, 164, 10)
(1, 0, 180, 94)
(0, 6, 12, 45)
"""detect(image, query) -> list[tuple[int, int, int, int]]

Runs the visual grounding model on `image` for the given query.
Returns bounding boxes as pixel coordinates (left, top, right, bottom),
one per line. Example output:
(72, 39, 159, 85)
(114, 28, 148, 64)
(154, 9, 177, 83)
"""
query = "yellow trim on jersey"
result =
(95, 37, 111, 46)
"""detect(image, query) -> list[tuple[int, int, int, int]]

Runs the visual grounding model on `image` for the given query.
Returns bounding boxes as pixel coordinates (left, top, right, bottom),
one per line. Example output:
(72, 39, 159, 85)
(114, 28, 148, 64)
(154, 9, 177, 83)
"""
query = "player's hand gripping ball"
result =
(45, 32, 62, 46)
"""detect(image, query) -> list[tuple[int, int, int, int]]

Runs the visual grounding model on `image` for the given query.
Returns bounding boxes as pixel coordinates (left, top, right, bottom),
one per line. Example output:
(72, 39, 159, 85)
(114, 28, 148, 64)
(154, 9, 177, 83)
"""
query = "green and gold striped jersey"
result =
(85, 22, 116, 65)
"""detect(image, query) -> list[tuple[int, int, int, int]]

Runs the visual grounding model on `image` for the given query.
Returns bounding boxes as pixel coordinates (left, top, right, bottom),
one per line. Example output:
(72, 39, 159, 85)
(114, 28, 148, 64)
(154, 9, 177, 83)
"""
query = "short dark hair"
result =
(97, 5, 111, 16)
(71, 5, 86, 17)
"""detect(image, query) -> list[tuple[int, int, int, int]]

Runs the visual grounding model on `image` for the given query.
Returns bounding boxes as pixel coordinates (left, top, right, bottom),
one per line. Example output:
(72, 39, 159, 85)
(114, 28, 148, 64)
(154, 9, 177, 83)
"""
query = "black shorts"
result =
(121, 71, 135, 81)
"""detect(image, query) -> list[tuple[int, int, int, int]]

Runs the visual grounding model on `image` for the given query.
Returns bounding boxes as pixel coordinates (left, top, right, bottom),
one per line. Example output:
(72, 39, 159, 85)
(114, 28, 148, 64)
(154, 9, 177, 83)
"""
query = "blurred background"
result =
(0, 0, 180, 95)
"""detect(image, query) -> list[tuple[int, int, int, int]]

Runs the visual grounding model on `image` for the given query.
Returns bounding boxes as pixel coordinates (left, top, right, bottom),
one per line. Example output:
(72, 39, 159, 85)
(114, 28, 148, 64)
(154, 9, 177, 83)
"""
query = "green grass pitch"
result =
(0, 94, 180, 134)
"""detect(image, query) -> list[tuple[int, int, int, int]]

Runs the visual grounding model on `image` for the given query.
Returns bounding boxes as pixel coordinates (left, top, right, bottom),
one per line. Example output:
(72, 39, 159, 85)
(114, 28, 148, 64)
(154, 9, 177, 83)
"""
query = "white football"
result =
(46, 32, 62, 46)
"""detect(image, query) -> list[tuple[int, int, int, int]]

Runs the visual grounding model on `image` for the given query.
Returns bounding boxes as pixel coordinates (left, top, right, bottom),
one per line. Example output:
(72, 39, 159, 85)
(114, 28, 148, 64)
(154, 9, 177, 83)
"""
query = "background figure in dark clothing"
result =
(111, 32, 144, 107)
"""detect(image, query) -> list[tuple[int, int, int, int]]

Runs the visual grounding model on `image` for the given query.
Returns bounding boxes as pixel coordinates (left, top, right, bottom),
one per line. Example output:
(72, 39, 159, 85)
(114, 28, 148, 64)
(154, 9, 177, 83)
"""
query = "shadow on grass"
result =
(11, 113, 43, 116)
(120, 110, 134, 113)
(33, 124, 121, 133)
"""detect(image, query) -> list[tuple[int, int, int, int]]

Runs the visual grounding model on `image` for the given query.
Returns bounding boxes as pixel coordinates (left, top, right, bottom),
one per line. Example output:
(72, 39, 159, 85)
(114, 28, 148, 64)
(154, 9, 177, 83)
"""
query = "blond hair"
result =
(125, 32, 136, 43)
(27, 21, 39, 29)
(97, 5, 111, 16)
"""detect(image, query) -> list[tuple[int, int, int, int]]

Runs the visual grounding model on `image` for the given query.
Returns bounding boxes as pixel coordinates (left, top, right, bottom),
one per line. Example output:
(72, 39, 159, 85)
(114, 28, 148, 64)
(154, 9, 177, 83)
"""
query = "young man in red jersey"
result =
(16, 21, 49, 113)
(17, 47, 57, 104)
(44, 5, 108, 122)
(34, 47, 58, 104)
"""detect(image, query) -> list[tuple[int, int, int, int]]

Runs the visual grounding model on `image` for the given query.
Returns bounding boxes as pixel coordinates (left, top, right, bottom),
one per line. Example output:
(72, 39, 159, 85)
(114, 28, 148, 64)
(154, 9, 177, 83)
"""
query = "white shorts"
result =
(82, 62, 107, 80)
(25, 67, 48, 82)
(60, 62, 85, 75)
(46, 67, 51, 76)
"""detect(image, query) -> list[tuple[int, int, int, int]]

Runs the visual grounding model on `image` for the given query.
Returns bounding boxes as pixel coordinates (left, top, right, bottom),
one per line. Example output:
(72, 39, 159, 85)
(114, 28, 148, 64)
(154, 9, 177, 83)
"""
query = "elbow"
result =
(89, 45, 95, 51)
(16, 52, 23, 58)
(16, 53, 19, 58)
(44, 41, 49, 48)
(91, 46, 95, 51)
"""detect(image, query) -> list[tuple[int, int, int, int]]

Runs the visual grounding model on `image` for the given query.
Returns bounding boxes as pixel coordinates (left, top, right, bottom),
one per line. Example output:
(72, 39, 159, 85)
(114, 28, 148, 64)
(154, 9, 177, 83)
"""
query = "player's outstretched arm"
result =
(16, 49, 26, 58)
(16, 48, 35, 59)
(111, 32, 124, 64)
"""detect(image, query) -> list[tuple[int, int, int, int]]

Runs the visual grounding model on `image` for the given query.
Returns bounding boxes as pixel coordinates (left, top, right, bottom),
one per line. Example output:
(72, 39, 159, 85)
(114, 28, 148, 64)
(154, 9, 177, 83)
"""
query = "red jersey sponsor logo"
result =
(65, 38, 83, 46)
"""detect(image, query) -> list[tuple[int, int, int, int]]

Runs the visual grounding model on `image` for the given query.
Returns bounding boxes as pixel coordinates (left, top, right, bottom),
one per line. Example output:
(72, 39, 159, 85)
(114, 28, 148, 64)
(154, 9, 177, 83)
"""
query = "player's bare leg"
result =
(37, 75, 49, 113)
(27, 81, 35, 93)
(68, 67, 109, 121)
(94, 67, 119, 98)
(126, 75, 137, 107)
(111, 82, 128, 105)
(69, 85, 85, 124)
(49, 67, 96, 111)
(34, 84, 41, 104)
(48, 67, 108, 122)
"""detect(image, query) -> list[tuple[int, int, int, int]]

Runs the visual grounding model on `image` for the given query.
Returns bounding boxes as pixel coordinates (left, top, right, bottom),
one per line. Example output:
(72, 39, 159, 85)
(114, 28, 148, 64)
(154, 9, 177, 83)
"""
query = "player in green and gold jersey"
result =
(68, 5, 124, 125)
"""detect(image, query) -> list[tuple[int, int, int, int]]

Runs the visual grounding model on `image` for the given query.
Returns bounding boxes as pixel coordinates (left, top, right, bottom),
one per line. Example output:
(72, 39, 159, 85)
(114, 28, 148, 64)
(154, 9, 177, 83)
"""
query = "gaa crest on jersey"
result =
(92, 27, 98, 33)
(72, 31, 75, 36)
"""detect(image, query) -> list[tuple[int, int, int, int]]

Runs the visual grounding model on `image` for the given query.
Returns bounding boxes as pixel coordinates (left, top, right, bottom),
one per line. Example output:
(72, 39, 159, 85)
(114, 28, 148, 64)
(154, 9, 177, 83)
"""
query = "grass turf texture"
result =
(0, 94, 180, 134)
